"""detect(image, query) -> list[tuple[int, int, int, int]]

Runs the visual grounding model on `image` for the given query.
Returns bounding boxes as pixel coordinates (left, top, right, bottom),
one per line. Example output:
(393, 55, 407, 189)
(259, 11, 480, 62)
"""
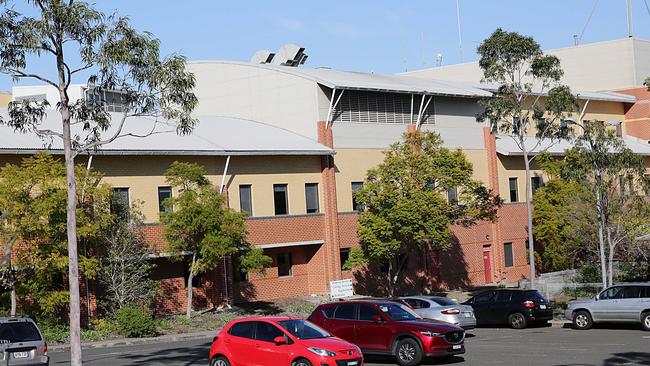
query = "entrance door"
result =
(483, 247, 493, 284)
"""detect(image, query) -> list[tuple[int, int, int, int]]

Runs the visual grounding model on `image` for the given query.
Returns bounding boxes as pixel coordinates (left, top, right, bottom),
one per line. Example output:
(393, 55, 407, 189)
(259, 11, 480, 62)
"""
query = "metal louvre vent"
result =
(333, 90, 435, 124)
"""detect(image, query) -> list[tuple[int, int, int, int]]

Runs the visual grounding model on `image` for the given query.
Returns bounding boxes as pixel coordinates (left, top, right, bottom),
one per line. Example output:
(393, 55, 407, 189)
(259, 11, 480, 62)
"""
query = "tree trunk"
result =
(522, 141, 536, 289)
(10, 288, 16, 317)
(595, 185, 608, 290)
(606, 229, 615, 288)
(186, 253, 196, 318)
(387, 260, 394, 298)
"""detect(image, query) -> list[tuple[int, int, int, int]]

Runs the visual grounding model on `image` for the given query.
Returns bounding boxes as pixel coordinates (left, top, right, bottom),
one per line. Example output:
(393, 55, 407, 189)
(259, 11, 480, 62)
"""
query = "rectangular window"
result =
(110, 188, 130, 220)
(351, 182, 364, 211)
(158, 186, 172, 213)
(447, 187, 458, 204)
(277, 253, 292, 277)
(531, 177, 542, 195)
(340, 248, 350, 270)
(504, 242, 514, 267)
(509, 178, 518, 202)
(239, 185, 253, 216)
(273, 184, 288, 215)
(305, 183, 319, 214)
(525, 240, 530, 265)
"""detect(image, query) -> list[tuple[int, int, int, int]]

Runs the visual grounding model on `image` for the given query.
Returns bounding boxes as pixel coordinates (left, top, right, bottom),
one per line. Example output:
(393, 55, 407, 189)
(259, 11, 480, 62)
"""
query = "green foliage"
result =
(114, 305, 157, 338)
(351, 131, 500, 295)
(0, 153, 112, 320)
(40, 321, 69, 344)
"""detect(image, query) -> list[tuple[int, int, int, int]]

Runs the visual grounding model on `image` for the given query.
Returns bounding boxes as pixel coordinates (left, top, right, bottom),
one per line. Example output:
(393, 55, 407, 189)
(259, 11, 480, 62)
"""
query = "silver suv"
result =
(564, 283, 650, 331)
(0, 317, 49, 365)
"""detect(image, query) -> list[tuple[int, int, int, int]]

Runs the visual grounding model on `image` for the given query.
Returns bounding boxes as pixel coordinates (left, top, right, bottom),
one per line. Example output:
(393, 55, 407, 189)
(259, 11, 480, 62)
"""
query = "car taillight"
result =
(523, 301, 535, 309)
(441, 308, 461, 315)
(43, 342, 48, 354)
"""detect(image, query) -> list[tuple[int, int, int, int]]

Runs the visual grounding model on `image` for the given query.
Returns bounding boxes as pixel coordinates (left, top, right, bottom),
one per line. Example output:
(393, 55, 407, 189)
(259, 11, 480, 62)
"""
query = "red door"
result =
(483, 248, 493, 284)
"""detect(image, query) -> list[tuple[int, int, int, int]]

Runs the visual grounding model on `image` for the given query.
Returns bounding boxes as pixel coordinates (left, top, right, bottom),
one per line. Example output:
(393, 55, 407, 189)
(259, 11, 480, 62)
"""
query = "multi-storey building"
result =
(1, 48, 647, 316)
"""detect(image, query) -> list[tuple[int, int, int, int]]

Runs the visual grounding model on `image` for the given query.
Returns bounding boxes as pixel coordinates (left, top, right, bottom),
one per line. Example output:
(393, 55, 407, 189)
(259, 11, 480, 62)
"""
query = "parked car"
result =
(400, 296, 476, 330)
(209, 316, 363, 366)
(463, 289, 552, 329)
(307, 300, 465, 366)
(0, 317, 49, 365)
(564, 283, 650, 331)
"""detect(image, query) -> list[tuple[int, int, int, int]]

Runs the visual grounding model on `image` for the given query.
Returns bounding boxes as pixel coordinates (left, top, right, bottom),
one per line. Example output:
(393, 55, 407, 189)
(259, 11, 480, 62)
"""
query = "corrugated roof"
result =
(475, 83, 636, 103)
(496, 135, 650, 156)
(189, 61, 493, 98)
(0, 109, 334, 156)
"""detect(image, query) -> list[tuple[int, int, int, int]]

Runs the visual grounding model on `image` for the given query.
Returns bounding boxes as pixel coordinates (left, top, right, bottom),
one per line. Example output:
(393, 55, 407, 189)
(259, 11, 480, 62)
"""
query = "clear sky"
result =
(2, 0, 650, 91)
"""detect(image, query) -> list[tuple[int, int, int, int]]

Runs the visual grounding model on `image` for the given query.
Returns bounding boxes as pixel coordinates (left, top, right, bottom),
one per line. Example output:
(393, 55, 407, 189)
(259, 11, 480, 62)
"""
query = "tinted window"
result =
(503, 242, 514, 267)
(158, 186, 172, 213)
(351, 182, 364, 211)
(340, 248, 350, 270)
(0, 322, 41, 343)
(334, 304, 356, 320)
(642, 286, 650, 298)
(322, 306, 335, 318)
(277, 253, 292, 277)
(601, 287, 624, 300)
(430, 297, 457, 306)
(273, 184, 288, 215)
(278, 320, 330, 340)
(474, 291, 494, 303)
(509, 178, 518, 202)
(228, 321, 255, 339)
(358, 304, 380, 321)
(110, 187, 130, 220)
(622, 286, 641, 299)
(239, 185, 252, 216)
(524, 291, 546, 302)
(255, 322, 285, 342)
(495, 291, 512, 302)
(378, 303, 420, 321)
(305, 183, 319, 213)
(413, 299, 430, 308)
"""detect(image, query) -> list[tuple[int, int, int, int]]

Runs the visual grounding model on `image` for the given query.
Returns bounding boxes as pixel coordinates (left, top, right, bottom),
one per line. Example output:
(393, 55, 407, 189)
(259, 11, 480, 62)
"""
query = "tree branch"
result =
(6, 68, 58, 88)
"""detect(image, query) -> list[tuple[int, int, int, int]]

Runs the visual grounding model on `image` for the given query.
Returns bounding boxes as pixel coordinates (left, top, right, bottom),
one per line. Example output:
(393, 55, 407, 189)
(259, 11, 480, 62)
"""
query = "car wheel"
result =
(211, 356, 230, 366)
(572, 310, 593, 330)
(508, 312, 527, 329)
(641, 312, 650, 331)
(291, 358, 313, 366)
(394, 338, 423, 366)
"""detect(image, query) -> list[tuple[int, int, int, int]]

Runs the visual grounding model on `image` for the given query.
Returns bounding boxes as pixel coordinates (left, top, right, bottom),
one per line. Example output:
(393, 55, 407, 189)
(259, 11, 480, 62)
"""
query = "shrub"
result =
(114, 305, 157, 338)
(40, 322, 69, 344)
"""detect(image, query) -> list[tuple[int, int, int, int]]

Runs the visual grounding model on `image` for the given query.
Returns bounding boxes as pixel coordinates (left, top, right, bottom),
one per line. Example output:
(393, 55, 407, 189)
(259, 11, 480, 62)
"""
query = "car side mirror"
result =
(372, 315, 383, 323)
(273, 336, 287, 345)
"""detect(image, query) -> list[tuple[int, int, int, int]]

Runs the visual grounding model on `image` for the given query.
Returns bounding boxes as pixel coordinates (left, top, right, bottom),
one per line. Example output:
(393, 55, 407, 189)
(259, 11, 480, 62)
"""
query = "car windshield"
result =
(378, 303, 421, 321)
(277, 320, 331, 340)
(430, 297, 457, 306)
(0, 322, 41, 343)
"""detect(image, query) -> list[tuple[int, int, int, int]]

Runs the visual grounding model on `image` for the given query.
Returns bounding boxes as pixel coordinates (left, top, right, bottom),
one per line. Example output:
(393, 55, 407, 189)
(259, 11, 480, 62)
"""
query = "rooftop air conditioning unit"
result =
(272, 44, 308, 67)
(251, 50, 275, 64)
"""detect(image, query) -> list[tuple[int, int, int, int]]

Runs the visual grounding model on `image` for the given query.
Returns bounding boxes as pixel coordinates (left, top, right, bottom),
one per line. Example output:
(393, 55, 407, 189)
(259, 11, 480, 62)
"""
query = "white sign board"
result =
(329, 279, 354, 299)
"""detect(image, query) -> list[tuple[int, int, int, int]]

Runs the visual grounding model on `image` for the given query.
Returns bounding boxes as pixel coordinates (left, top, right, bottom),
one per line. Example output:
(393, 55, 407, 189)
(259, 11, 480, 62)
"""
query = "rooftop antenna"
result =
(455, 0, 463, 62)
(573, 34, 579, 46)
(627, 0, 634, 37)
(577, 0, 599, 45)
(435, 53, 443, 67)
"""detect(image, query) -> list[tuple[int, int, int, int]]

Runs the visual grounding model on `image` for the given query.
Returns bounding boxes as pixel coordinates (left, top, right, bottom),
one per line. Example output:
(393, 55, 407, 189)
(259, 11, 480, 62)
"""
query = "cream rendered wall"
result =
(187, 62, 321, 140)
(89, 155, 323, 223)
(497, 155, 546, 203)
(12, 84, 85, 104)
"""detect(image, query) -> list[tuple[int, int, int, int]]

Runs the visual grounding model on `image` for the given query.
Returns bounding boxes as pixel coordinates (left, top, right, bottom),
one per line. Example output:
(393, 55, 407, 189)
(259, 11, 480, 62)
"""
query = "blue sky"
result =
(2, 0, 650, 91)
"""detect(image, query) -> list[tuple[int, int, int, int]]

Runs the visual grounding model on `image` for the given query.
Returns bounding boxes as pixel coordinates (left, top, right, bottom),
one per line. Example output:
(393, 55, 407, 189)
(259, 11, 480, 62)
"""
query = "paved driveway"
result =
(49, 324, 650, 365)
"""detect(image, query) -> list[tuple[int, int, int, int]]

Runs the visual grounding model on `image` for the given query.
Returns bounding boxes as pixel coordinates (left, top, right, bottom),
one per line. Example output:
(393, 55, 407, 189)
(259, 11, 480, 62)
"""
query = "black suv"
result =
(463, 289, 552, 329)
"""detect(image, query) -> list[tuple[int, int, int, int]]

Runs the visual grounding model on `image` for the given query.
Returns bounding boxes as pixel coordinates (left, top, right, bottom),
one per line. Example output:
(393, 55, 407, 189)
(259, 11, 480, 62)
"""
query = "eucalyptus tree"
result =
(476, 28, 577, 288)
(0, 1, 197, 363)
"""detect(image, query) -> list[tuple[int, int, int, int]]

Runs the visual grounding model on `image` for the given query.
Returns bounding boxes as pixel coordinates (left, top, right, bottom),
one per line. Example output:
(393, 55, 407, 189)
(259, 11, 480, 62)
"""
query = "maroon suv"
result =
(307, 300, 465, 366)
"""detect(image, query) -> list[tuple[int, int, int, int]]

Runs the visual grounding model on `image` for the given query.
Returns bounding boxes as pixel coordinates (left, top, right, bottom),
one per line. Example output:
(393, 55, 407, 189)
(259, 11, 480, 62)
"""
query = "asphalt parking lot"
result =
(49, 324, 650, 366)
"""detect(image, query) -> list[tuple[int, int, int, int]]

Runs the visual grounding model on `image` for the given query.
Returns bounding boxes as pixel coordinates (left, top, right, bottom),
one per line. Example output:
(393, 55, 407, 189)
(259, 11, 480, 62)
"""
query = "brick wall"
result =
(616, 87, 650, 140)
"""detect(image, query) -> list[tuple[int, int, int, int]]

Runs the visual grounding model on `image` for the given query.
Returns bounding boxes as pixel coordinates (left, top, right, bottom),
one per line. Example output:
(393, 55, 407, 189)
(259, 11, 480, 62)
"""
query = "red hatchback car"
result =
(209, 317, 364, 366)
(308, 300, 465, 366)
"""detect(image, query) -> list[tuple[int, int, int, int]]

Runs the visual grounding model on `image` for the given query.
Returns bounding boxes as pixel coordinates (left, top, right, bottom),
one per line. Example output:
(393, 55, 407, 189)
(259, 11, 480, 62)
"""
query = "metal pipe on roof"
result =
(219, 155, 231, 194)
(326, 88, 336, 127)
(410, 94, 414, 125)
(416, 94, 426, 127)
(326, 89, 345, 128)
(417, 95, 433, 127)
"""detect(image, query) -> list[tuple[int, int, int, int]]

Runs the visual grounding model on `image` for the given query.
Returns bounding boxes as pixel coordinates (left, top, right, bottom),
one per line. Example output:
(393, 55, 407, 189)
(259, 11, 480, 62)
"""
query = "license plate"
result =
(347, 361, 358, 366)
(453, 345, 462, 350)
(13, 352, 28, 359)
(540, 305, 547, 309)
(463, 312, 472, 318)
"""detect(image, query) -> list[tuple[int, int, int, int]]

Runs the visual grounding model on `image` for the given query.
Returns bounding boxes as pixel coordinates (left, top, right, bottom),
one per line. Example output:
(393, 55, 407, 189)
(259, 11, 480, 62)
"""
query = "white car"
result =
(400, 296, 477, 330)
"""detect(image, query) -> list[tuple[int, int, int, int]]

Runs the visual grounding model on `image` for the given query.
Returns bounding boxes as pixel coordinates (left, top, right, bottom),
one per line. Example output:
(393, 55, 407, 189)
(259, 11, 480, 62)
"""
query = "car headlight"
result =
(420, 331, 442, 337)
(307, 347, 337, 357)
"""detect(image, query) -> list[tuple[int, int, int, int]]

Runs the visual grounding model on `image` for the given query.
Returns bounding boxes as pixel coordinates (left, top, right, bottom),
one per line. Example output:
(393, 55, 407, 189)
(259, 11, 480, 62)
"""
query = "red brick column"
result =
(318, 121, 341, 284)
(483, 127, 502, 283)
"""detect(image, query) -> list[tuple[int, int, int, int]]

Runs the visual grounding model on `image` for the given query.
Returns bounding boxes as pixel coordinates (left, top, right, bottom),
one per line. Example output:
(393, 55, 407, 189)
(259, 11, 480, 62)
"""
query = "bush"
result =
(114, 305, 157, 338)
(40, 322, 69, 344)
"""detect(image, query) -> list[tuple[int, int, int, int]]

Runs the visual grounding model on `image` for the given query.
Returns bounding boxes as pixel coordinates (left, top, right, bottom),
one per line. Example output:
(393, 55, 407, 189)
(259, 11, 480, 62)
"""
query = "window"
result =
(158, 186, 172, 213)
(404, 299, 430, 309)
(531, 177, 542, 195)
(273, 184, 288, 215)
(525, 240, 530, 264)
(305, 183, 319, 213)
(351, 182, 364, 211)
(333, 304, 356, 320)
(340, 248, 350, 270)
(642, 286, 650, 298)
(430, 297, 457, 306)
(358, 304, 380, 321)
(616, 123, 623, 137)
(254, 322, 285, 342)
(503, 242, 514, 268)
(229, 321, 255, 339)
(323, 306, 336, 318)
(474, 291, 495, 303)
(0, 322, 42, 343)
(622, 286, 642, 299)
(277, 253, 292, 277)
(239, 185, 252, 216)
(509, 178, 518, 202)
(110, 188, 130, 220)
(495, 291, 512, 302)
(85, 87, 128, 113)
(600, 286, 624, 300)
(334, 90, 435, 124)
(447, 187, 458, 204)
